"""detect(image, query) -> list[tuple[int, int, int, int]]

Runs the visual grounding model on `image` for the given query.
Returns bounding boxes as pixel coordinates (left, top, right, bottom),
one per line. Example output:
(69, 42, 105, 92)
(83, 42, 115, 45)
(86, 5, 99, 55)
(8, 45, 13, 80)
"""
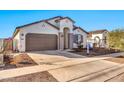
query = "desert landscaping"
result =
(0, 16, 124, 82)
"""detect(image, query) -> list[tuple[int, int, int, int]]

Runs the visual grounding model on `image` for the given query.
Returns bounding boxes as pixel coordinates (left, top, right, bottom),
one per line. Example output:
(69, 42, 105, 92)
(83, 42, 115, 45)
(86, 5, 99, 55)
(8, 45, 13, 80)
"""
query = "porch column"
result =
(68, 33, 73, 49)
(59, 32, 64, 50)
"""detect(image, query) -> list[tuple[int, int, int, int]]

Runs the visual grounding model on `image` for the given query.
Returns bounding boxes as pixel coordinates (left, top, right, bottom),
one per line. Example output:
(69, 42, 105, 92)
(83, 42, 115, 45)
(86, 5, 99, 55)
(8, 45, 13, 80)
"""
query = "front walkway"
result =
(0, 52, 124, 81)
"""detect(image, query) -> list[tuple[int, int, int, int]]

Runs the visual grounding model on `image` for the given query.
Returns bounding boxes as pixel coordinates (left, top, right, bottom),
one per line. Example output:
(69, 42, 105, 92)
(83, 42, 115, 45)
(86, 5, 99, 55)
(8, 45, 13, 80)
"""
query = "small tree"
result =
(108, 28, 124, 50)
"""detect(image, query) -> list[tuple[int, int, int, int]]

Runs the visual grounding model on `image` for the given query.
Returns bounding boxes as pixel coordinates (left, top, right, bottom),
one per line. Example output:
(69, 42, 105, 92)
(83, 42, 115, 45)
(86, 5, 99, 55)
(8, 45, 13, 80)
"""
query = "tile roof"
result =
(89, 29, 108, 34)
(58, 17, 75, 23)
(16, 16, 62, 29)
(13, 16, 87, 37)
(13, 16, 62, 37)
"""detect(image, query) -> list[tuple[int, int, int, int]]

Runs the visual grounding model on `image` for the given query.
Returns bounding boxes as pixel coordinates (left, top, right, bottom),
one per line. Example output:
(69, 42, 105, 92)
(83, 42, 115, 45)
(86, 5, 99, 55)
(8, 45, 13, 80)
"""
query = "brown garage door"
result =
(26, 33, 57, 51)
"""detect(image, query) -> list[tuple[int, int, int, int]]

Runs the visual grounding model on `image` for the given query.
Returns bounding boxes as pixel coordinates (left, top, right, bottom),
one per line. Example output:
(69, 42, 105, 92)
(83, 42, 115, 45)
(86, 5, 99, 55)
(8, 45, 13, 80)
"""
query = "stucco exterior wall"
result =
(48, 17, 60, 27)
(91, 34, 103, 40)
(90, 34, 103, 47)
(13, 31, 21, 51)
(13, 17, 89, 52)
(60, 19, 73, 33)
(89, 32, 108, 48)
(59, 19, 74, 50)
(19, 22, 59, 52)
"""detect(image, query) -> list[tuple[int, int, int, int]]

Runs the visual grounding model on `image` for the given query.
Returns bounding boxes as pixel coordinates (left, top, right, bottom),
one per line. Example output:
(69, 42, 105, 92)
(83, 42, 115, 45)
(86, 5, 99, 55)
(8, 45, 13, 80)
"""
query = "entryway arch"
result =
(94, 36, 100, 47)
(63, 27, 70, 49)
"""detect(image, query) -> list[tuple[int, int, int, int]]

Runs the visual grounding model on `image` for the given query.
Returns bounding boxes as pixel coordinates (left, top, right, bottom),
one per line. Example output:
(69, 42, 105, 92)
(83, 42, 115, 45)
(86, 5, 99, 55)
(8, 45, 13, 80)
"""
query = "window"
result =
(81, 35, 83, 43)
(78, 35, 81, 43)
(73, 34, 83, 44)
(78, 35, 83, 43)
(73, 35, 78, 44)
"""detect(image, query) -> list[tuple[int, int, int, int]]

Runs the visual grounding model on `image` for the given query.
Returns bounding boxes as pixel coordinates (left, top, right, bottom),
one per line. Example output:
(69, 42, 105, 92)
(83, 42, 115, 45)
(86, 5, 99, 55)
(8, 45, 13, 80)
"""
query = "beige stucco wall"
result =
(18, 22, 59, 52)
(48, 17, 60, 27)
(91, 33, 103, 40)
(13, 31, 21, 51)
(13, 17, 88, 52)
(59, 19, 73, 33)
(59, 19, 74, 50)
(89, 32, 108, 47)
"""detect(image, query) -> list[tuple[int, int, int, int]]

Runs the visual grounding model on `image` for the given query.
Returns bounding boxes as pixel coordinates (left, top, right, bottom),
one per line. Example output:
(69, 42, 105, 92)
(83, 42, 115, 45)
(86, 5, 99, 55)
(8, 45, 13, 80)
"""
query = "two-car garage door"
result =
(26, 33, 57, 51)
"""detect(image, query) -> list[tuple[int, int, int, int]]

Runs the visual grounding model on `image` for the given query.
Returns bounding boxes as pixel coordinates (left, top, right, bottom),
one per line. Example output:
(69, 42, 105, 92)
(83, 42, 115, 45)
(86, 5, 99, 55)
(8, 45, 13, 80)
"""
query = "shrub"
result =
(108, 28, 124, 51)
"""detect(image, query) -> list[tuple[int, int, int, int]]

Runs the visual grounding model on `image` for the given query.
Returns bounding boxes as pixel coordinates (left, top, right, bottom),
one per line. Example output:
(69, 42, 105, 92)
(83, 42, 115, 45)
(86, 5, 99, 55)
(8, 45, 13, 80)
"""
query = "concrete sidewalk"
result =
(48, 60, 119, 82)
(0, 52, 123, 81)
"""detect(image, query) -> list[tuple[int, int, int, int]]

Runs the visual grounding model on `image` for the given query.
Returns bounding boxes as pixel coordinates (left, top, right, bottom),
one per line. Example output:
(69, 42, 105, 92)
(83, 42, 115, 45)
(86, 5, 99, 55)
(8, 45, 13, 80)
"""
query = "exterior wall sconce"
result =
(21, 33, 24, 40)
(21, 33, 24, 36)
(42, 24, 45, 27)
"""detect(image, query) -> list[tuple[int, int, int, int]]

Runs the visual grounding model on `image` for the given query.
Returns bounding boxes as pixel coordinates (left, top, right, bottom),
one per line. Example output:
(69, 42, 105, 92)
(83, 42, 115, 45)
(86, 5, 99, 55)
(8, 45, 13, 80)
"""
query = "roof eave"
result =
(74, 27, 88, 34)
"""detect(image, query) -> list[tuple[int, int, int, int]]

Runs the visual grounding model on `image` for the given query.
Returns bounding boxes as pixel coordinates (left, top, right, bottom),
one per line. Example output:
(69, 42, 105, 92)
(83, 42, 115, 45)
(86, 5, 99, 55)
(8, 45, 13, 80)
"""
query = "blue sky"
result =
(0, 10, 124, 38)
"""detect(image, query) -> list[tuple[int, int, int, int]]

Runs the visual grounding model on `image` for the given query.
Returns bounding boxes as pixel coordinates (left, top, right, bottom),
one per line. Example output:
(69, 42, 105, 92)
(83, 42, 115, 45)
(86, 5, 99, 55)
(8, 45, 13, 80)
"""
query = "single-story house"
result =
(0, 38, 13, 52)
(88, 29, 109, 48)
(13, 16, 88, 52)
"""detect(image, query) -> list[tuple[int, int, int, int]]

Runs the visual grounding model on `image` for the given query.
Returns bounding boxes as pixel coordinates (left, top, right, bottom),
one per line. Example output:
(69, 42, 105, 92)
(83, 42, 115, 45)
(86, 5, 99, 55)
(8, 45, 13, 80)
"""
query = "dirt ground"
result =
(0, 53, 37, 71)
(0, 71, 57, 82)
(10, 53, 37, 67)
(105, 55, 124, 64)
(106, 72, 124, 82)
(70, 48, 120, 57)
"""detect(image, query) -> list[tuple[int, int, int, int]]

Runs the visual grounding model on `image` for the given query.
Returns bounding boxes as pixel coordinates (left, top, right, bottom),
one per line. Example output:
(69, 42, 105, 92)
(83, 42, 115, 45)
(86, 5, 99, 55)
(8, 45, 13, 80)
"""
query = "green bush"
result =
(108, 28, 124, 51)
(78, 45, 83, 49)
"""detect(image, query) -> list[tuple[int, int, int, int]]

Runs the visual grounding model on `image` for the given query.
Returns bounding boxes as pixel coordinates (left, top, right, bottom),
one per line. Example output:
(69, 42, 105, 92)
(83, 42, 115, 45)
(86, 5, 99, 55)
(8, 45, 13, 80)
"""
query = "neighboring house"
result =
(88, 29, 108, 48)
(13, 16, 88, 52)
(4, 38, 13, 51)
(0, 38, 13, 53)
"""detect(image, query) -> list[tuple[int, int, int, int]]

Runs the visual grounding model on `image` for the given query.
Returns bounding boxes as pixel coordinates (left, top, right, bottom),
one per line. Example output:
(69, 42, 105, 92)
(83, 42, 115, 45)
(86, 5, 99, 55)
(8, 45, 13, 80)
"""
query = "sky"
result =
(0, 10, 124, 38)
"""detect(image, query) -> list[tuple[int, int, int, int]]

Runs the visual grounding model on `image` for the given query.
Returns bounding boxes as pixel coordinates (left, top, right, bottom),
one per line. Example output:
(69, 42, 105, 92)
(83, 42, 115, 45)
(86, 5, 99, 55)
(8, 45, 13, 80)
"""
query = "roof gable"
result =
(58, 17, 75, 23)
(16, 16, 62, 29)
(13, 16, 74, 37)
(73, 26, 88, 34)
(13, 20, 59, 37)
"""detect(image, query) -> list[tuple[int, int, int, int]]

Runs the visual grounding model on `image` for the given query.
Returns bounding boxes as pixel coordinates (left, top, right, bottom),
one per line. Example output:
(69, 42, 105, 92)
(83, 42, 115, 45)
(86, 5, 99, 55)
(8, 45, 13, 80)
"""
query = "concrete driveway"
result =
(27, 50, 85, 65)
(0, 51, 124, 82)
(26, 51, 122, 82)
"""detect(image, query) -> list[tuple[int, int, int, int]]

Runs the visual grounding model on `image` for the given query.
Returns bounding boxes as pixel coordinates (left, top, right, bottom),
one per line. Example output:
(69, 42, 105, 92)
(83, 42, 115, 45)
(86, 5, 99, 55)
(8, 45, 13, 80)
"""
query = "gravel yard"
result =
(0, 53, 37, 71)
(11, 53, 37, 67)
(70, 48, 121, 57)
(105, 55, 124, 64)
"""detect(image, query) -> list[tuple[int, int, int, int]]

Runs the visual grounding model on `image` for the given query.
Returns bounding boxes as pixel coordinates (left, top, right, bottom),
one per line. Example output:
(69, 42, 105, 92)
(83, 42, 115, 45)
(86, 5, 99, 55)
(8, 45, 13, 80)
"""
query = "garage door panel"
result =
(26, 33, 57, 51)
